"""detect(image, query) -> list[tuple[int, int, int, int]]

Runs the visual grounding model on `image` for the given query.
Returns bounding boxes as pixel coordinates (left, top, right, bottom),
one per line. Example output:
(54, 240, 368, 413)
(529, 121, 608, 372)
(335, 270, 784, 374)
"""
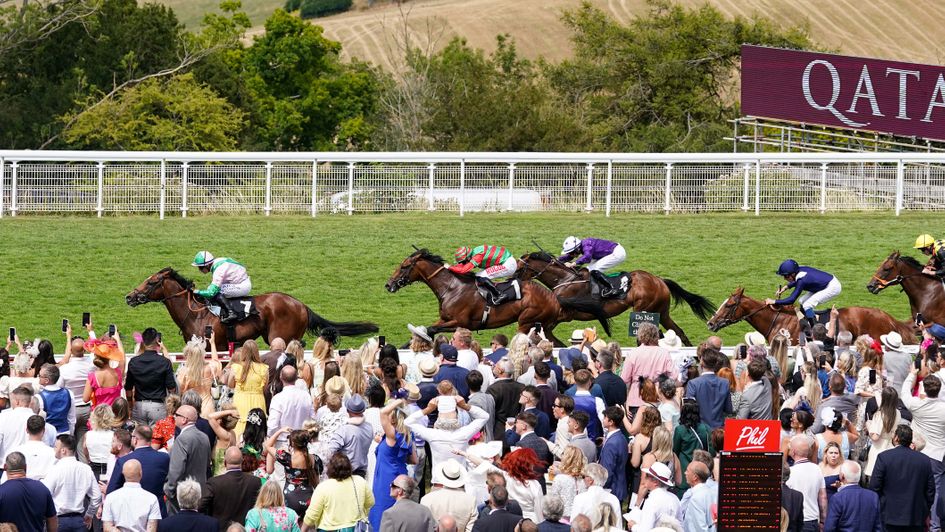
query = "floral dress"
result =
(245, 506, 301, 532)
(152, 415, 176, 450)
(276, 449, 322, 523)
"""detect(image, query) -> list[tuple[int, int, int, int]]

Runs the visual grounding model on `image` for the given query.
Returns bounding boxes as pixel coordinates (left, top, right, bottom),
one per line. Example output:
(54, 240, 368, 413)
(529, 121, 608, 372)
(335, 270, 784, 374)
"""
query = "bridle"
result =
(521, 255, 586, 290)
(138, 274, 205, 311)
(713, 291, 784, 339)
(870, 256, 920, 291)
(393, 257, 446, 288)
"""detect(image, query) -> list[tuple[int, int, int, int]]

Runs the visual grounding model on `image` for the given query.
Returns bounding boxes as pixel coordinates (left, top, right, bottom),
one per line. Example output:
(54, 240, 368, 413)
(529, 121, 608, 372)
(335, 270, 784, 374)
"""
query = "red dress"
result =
(152, 415, 176, 449)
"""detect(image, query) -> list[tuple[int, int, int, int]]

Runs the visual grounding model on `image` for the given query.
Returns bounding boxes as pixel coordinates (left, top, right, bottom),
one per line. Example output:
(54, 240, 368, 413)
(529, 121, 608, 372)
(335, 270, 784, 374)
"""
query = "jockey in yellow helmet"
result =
(914, 234, 945, 278)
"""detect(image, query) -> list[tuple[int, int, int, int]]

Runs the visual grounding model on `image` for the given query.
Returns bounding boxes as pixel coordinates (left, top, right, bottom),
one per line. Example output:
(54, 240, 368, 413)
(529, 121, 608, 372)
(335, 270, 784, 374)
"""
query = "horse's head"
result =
(706, 287, 747, 332)
(386, 249, 443, 293)
(867, 250, 909, 294)
(126, 268, 193, 306)
(518, 251, 574, 282)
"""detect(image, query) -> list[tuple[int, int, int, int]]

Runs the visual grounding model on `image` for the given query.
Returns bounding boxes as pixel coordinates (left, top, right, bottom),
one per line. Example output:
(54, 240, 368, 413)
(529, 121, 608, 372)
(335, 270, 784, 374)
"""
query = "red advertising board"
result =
(741, 45, 945, 141)
(723, 419, 781, 453)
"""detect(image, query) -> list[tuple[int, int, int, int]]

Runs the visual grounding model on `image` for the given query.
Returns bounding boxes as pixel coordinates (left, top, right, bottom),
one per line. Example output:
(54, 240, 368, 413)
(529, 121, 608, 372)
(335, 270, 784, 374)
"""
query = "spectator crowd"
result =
(0, 313, 942, 532)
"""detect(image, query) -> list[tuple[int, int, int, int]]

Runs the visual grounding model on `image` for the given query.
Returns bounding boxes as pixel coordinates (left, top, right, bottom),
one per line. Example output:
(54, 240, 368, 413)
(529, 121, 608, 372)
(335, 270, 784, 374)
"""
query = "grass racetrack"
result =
(1, 212, 940, 351)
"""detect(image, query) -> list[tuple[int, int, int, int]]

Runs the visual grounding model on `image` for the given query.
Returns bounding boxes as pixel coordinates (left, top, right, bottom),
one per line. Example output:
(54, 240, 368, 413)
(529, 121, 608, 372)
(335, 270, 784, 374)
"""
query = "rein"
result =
(524, 258, 584, 291)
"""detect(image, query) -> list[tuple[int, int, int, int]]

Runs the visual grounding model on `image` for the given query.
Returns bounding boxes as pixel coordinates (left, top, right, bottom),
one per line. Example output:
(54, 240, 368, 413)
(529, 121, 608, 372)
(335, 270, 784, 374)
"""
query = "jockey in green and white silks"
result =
(192, 251, 251, 323)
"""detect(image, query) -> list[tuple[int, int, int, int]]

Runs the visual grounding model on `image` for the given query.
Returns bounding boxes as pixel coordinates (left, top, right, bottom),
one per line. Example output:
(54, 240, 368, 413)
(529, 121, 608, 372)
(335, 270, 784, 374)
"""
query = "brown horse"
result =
(867, 251, 944, 324)
(706, 287, 916, 344)
(126, 268, 378, 349)
(515, 252, 714, 346)
(385, 249, 567, 345)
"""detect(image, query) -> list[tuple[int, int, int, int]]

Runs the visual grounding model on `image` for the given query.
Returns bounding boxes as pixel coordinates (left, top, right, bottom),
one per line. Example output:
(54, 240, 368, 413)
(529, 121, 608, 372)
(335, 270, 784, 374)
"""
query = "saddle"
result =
(590, 271, 631, 299)
(476, 279, 523, 306)
(208, 296, 259, 323)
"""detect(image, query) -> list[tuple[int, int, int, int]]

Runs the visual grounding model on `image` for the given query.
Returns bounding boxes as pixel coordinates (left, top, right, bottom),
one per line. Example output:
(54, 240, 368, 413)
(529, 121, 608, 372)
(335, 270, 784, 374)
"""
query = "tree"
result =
(60, 73, 245, 151)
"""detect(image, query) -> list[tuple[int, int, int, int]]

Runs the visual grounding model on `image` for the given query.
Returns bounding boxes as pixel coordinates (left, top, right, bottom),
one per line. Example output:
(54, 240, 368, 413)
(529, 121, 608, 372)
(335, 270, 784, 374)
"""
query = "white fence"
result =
(2, 150, 945, 217)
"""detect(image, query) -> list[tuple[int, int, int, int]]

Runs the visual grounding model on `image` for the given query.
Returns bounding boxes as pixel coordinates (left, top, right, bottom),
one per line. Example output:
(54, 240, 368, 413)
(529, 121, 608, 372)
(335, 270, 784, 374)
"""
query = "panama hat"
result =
(435, 459, 467, 488)
(745, 331, 767, 347)
(419, 357, 439, 378)
(324, 376, 347, 396)
(407, 323, 432, 343)
(658, 330, 682, 350)
(642, 461, 675, 487)
(570, 329, 585, 343)
(880, 331, 903, 351)
(404, 383, 421, 402)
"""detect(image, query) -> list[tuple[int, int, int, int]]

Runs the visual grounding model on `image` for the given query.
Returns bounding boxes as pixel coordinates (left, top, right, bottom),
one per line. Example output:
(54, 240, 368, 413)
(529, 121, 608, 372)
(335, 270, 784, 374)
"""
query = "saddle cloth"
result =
(477, 279, 523, 306)
(591, 271, 631, 299)
(209, 296, 259, 322)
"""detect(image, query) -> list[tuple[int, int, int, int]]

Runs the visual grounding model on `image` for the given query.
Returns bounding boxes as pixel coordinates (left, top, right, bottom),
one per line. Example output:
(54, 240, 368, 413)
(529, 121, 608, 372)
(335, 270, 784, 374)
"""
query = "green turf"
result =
(0, 211, 938, 352)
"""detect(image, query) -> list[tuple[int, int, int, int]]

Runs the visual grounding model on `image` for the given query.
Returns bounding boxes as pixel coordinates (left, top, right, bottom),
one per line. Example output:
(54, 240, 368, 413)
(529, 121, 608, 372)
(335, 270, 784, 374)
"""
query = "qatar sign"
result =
(741, 45, 945, 141)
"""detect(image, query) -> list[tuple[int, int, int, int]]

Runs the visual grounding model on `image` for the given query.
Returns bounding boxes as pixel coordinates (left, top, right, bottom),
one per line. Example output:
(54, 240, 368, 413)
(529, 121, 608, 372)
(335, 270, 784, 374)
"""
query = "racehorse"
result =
(385, 249, 568, 345)
(515, 251, 714, 346)
(706, 287, 916, 344)
(126, 268, 378, 349)
(867, 251, 945, 324)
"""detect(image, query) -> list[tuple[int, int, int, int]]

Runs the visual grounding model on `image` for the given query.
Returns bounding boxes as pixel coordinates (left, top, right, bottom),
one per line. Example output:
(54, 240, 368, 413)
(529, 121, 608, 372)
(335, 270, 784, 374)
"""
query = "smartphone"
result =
(798, 332, 807, 347)
(917, 312, 925, 326)
(157, 332, 162, 344)
(869, 369, 877, 385)
(819, 354, 827, 368)
(379, 335, 386, 346)
(739, 345, 748, 359)
(82, 312, 91, 326)
(915, 357, 923, 370)
(205, 325, 213, 338)
(8, 328, 14, 341)
(108, 324, 116, 336)
(61, 319, 69, 333)
(535, 323, 543, 333)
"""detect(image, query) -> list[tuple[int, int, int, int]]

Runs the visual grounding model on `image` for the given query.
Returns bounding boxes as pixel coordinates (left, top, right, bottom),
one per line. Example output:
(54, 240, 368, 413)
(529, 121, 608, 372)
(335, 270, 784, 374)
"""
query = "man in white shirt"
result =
(785, 435, 827, 531)
(0, 386, 36, 461)
(517, 347, 558, 390)
(103, 459, 162, 532)
(405, 396, 488, 471)
(571, 463, 621, 527)
(267, 365, 315, 446)
(43, 434, 101, 532)
(451, 328, 481, 372)
(59, 327, 95, 442)
(7, 415, 56, 481)
(627, 462, 681, 532)
(679, 462, 715, 532)
(901, 368, 945, 531)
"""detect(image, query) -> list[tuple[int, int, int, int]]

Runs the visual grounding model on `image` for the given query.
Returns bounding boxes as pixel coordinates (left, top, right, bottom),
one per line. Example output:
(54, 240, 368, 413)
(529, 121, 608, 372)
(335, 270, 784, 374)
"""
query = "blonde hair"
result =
(89, 404, 117, 431)
(507, 333, 531, 379)
(559, 445, 587, 477)
(342, 354, 367, 396)
(238, 340, 262, 385)
(311, 338, 332, 362)
(770, 334, 789, 379)
(409, 335, 433, 353)
(255, 480, 285, 509)
(358, 339, 378, 369)
(802, 363, 822, 412)
(650, 426, 673, 463)
(181, 339, 207, 392)
(164, 394, 181, 417)
(286, 340, 304, 361)
(392, 408, 413, 446)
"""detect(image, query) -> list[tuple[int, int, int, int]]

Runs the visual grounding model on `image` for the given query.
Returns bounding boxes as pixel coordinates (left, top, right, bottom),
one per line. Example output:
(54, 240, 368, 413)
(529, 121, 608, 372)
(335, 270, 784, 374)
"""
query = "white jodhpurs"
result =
(587, 244, 627, 272)
(476, 256, 518, 280)
(220, 279, 252, 297)
(798, 277, 841, 310)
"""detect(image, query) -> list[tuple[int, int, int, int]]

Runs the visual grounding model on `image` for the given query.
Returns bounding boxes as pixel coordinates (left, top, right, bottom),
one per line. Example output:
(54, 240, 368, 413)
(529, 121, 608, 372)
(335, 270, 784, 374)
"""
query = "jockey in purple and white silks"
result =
(192, 251, 252, 323)
(559, 236, 627, 297)
(765, 259, 841, 329)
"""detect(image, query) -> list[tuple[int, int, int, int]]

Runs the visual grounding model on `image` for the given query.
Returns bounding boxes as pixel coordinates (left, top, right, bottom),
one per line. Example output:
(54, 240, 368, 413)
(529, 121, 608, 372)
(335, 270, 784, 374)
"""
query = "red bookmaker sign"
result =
(741, 45, 945, 141)
(723, 419, 781, 453)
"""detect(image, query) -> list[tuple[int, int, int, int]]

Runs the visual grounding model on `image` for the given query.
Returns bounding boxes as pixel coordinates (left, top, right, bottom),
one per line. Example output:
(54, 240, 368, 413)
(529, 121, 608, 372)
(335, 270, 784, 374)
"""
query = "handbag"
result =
(352, 477, 372, 532)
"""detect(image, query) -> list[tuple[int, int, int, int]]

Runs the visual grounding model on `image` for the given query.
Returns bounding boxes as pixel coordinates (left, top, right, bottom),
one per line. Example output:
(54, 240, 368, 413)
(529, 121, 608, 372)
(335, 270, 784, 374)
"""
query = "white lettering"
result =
(885, 67, 920, 120)
(802, 60, 867, 127)
(923, 73, 945, 123)
(735, 426, 771, 451)
(847, 65, 883, 116)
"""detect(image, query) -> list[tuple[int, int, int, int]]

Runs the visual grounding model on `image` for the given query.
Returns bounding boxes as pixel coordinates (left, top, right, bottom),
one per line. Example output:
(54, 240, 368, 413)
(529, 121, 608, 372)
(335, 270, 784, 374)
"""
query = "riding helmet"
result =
(454, 246, 471, 263)
(776, 259, 799, 276)
(562, 236, 581, 254)
(915, 234, 935, 249)
(192, 250, 215, 267)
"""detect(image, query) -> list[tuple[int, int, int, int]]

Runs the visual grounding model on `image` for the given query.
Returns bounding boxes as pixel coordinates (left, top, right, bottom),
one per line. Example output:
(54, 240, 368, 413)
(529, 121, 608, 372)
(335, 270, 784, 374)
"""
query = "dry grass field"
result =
(159, 0, 945, 72)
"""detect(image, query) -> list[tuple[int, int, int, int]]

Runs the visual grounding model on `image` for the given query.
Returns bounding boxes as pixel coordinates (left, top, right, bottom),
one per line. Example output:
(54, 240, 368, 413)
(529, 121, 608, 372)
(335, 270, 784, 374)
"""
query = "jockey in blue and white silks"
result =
(765, 259, 841, 327)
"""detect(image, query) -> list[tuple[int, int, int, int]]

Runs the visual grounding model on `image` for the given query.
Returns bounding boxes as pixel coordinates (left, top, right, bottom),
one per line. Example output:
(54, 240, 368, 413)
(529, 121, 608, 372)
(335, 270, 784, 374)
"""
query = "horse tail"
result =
(556, 295, 613, 337)
(662, 278, 715, 321)
(306, 307, 379, 337)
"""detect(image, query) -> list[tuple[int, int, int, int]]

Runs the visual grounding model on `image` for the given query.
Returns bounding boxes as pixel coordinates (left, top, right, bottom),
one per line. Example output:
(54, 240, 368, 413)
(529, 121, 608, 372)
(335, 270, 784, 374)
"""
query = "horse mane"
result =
(158, 267, 195, 289)
(898, 254, 924, 270)
(525, 251, 555, 262)
(410, 249, 445, 265)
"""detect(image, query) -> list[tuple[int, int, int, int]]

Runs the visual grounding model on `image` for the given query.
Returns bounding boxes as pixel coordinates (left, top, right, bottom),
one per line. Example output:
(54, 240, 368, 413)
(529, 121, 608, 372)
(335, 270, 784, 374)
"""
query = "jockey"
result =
(914, 234, 945, 278)
(765, 259, 841, 330)
(558, 236, 627, 297)
(192, 251, 252, 324)
(448, 245, 518, 303)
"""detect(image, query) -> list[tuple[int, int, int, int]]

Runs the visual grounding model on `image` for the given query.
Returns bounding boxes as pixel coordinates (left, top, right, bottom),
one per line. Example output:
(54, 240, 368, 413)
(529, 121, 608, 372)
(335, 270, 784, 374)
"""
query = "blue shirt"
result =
(775, 266, 835, 305)
(685, 373, 733, 429)
(434, 364, 470, 399)
(0, 477, 56, 532)
(486, 347, 508, 364)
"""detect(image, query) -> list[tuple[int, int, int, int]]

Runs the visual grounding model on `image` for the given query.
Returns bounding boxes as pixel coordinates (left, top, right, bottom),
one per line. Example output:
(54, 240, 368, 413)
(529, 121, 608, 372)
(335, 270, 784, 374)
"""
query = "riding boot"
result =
(477, 278, 504, 305)
(591, 270, 612, 298)
(212, 293, 235, 324)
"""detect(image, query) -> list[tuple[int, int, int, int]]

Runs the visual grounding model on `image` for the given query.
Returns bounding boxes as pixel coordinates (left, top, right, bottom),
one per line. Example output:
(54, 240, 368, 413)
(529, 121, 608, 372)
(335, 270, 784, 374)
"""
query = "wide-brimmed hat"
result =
(928, 323, 945, 341)
(745, 331, 766, 347)
(435, 459, 467, 488)
(570, 329, 584, 343)
(881, 331, 903, 351)
(659, 330, 682, 350)
(407, 323, 432, 343)
(419, 357, 439, 377)
(404, 383, 421, 402)
(345, 394, 366, 414)
(642, 461, 675, 487)
(467, 441, 502, 459)
(324, 376, 347, 396)
(84, 338, 123, 361)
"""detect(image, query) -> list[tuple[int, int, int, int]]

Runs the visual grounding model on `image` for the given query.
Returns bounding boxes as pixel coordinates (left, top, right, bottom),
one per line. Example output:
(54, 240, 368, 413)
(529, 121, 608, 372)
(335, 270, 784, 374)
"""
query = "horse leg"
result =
(660, 311, 693, 347)
(543, 323, 566, 347)
(427, 320, 460, 336)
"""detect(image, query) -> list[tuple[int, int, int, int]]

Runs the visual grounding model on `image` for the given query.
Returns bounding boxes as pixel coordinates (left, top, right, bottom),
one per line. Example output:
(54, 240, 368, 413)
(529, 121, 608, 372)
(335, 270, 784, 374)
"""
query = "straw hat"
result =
(658, 330, 682, 350)
(419, 357, 439, 378)
(642, 461, 675, 487)
(745, 331, 767, 347)
(435, 459, 467, 488)
(324, 376, 347, 396)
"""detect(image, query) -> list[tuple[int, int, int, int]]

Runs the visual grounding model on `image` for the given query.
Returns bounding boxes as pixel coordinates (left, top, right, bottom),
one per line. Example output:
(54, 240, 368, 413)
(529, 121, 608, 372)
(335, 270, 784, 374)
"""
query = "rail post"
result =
(742, 163, 750, 212)
(428, 163, 436, 211)
(159, 159, 166, 220)
(96, 161, 105, 218)
(181, 162, 189, 218)
(0, 158, 5, 218)
(347, 162, 355, 216)
(754, 159, 761, 216)
(10, 161, 17, 217)
(507, 163, 515, 211)
(663, 163, 672, 214)
(310, 160, 318, 217)
(605, 160, 613, 217)
(459, 159, 465, 217)
(896, 159, 904, 216)
(264, 161, 272, 216)
(820, 163, 828, 214)
(585, 163, 594, 212)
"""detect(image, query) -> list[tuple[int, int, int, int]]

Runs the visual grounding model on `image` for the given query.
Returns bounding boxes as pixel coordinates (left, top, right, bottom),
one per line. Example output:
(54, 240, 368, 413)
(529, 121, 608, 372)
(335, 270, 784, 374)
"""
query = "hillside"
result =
(159, 0, 945, 72)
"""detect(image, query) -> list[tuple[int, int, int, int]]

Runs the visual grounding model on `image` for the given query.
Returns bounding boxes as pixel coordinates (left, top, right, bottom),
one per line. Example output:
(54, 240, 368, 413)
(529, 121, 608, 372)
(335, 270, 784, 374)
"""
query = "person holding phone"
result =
(191, 251, 252, 324)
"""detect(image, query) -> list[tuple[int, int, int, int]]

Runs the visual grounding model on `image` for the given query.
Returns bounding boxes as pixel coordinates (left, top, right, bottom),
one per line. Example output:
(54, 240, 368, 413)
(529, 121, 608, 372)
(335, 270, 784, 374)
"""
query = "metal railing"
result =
(2, 150, 945, 217)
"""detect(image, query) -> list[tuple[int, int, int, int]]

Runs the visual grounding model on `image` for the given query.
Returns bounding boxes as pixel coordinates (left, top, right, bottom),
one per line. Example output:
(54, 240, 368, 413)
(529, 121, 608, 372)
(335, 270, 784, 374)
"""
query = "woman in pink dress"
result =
(82, 337, 126, 407)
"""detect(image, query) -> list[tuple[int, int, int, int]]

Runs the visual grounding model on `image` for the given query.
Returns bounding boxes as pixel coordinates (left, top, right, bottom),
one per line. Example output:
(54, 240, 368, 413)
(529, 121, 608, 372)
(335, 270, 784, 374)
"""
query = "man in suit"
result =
(477, 471, 523, 519)
(108, 424, 170, 517)
(737, 359, 773, 420)
(870, 424, 935, 532)
(518, 386, 551, 439)
(598, 406, 628, 504)
(824, 461, 880, 532)
(781, 464, 805, 532)
(158, 479, 218, 532)
(164, 405, 211, 515)
(593, 350, 627, 408)
(200, 447, 262, 531)
(380, 475, 436, 532)
(684, 349, 733, 429)
(507, 412, 553, 493)
(488, 360, 524, 440)
(472, 486, 523, 532)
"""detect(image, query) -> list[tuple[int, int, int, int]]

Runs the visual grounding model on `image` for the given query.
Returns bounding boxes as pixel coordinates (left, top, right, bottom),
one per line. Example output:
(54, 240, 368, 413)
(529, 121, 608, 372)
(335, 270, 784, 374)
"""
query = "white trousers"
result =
(220, 279, 252, 297)
(797, 277, 841, 310)
(587, 244, 627, 272)
(476, 256, 518, 280)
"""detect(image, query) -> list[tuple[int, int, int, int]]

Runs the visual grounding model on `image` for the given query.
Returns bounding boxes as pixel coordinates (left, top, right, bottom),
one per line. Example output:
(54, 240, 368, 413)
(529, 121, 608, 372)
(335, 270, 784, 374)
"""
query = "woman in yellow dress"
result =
(227, 339, 269, 436)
